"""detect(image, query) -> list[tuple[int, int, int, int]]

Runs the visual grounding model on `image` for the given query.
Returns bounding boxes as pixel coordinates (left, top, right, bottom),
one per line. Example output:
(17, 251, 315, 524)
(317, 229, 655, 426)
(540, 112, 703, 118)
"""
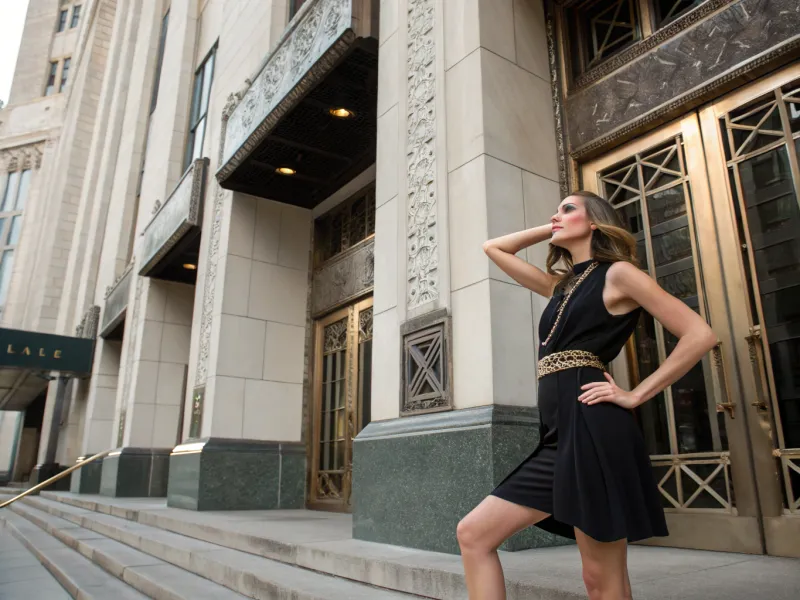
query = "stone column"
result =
(353, 0, 567, 554)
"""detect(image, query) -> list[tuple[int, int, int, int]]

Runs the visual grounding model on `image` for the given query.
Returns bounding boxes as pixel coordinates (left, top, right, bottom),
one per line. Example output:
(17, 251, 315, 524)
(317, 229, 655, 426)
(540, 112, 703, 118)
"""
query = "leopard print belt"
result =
(537, 350, 606, 380)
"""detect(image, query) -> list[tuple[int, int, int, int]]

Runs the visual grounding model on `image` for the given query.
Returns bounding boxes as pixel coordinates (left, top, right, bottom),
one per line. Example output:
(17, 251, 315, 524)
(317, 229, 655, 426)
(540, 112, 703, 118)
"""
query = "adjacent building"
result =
(0, 0, 797, 559)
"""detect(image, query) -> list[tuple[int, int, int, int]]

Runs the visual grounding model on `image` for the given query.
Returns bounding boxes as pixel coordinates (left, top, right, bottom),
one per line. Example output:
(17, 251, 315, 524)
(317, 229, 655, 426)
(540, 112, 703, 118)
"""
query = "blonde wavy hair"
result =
(546, 190, 638, 284)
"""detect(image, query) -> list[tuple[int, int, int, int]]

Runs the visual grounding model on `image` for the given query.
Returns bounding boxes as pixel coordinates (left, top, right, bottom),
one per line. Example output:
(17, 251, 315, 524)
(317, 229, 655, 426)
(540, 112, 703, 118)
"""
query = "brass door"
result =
(583, 116, 764, 554)
(699, 63, 800, 558)
(308, 296, 373, 511)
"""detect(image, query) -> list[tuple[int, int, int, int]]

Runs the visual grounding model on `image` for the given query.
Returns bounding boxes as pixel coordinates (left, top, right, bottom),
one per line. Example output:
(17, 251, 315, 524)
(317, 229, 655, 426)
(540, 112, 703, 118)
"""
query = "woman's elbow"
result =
(482, 240, 494, 254)
(700, 326, 719, 352)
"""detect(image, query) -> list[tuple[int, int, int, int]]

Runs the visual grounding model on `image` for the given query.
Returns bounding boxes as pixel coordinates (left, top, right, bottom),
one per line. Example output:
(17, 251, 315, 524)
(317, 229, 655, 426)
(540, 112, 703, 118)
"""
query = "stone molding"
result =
(0, 143, 44, 172)
(405, 0, 439, 310)
(546, 8, 569, 198)
(75, 305, 100, 339)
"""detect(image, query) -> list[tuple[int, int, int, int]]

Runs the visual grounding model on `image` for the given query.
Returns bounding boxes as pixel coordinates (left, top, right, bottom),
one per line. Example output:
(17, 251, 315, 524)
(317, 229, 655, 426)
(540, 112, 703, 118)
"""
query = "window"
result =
(59, 58, 71, 93)
(44, 61, 58, 96)
(569, 0, 642, 74)
(183, 47, 216, 171)
(289, 0, 309, 19)
(70, 5, 81, 28)
(314, 186, 376, 264)
(0, 170, 31, 312)
(150, 11, 170, 114)
(57, 9, 68, 32)
(653, 0, 702, 28)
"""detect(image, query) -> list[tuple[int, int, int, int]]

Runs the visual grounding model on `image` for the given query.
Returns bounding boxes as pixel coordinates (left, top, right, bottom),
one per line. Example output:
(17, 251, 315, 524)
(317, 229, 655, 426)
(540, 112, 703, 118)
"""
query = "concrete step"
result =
(0, 510, 154, 599)
(37, 491, 800, 600)
(16, 496, 422, 600)
(0, 521, 72, 599)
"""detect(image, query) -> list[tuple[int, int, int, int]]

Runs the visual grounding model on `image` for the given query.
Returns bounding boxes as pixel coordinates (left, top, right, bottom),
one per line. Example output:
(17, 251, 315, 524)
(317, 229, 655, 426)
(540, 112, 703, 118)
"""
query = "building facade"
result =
(0, 0, 797, 559)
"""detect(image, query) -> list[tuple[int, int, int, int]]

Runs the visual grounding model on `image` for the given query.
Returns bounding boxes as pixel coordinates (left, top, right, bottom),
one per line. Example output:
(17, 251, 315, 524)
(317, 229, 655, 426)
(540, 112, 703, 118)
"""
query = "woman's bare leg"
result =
(574, 528, 631, 600)
(457, 496, 549, 599)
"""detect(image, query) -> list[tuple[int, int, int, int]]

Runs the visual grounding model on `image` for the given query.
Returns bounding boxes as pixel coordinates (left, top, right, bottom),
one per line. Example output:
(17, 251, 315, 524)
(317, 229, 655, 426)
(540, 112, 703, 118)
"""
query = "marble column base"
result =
(29, 463, 71, 493)
(167, 438, 305, 511)
(70, 456, 103, 494)
(100, 448, 171, 497)
(352, 405, 574, 555)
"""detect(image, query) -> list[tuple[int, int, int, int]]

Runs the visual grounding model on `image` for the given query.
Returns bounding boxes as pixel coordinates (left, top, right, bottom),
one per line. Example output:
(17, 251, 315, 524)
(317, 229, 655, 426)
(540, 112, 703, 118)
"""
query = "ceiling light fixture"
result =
(183, 263, 197, 270)
(276, 166, 297, 176)
(329, 107, 355, 119)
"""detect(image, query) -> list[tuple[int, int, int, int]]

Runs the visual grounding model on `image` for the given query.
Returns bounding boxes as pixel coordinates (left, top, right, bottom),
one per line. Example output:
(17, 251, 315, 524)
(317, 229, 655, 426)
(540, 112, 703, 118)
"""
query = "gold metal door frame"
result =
(308, 296, 373, 512)
(583, 116, 763, 554)
(699, 62, 800, 558)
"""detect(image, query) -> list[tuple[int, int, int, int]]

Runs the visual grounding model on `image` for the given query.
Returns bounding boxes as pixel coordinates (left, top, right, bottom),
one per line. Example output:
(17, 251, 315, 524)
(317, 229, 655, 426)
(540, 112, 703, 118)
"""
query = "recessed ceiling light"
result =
(183, 263, 197, 270)
(276, 166, 297, 176)
(329, 107, 355, 119)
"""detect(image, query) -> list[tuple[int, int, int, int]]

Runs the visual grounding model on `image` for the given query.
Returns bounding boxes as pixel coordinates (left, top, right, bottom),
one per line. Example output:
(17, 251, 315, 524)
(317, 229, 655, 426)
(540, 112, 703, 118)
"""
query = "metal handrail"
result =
(0, 449, 111, 509)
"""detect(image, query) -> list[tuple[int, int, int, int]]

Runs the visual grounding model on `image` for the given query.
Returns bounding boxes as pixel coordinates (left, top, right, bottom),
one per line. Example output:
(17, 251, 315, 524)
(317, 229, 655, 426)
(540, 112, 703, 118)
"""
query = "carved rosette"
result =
(406, 0, 438, 310)
(223, 0, 352, 167)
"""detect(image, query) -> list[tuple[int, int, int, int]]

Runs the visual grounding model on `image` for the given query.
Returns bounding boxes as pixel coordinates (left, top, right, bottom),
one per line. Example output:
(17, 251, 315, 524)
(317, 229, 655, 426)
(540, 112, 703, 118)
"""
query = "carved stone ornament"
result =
(0, 143, 44, 172)
(406, 0, 439, 310)
(151, 200, 162, 215)
(311, 239, 374, 317)
(218, 0, 356, 182)
(75, 306, 101, 339)
(546, 8, 569, 198)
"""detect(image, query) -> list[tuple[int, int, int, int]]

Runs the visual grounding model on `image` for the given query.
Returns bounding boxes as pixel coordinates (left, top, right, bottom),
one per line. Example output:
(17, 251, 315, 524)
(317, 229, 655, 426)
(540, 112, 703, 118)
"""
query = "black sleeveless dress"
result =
(491, 260, 668, 543)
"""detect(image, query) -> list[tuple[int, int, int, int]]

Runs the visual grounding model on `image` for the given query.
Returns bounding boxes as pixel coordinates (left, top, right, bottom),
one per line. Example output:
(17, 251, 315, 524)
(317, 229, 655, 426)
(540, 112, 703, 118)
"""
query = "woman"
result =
(457, 191, 717, 600)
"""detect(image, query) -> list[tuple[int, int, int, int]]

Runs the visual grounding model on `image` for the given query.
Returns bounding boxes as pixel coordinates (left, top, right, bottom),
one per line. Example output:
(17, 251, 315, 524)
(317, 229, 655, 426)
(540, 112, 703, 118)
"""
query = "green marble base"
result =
(167, 438, 305, 511)
(70, 457, 103, 494)
(29, 463, 71, 493)
(99, 448, 171, 497)
(352, 405, 573, 555)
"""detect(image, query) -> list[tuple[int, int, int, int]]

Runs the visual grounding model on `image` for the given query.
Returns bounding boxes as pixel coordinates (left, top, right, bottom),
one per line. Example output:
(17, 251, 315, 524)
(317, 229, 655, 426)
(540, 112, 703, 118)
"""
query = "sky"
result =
(0, 0, 31, 105)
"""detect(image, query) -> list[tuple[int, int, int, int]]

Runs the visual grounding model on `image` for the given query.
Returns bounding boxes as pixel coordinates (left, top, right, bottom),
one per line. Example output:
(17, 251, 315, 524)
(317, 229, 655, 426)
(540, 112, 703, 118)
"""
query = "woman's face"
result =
(550, 195, 594, 247)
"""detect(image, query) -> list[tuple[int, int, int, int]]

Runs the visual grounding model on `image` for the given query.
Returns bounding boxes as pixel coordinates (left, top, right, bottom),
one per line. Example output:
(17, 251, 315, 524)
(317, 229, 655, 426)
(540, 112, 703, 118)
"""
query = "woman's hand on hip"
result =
(578, 373, 641, 409)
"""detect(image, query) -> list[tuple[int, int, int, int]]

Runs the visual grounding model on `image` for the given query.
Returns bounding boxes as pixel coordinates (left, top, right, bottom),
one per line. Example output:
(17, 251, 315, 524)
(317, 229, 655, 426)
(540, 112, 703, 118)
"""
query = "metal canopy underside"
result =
(219, 41, 378, 208)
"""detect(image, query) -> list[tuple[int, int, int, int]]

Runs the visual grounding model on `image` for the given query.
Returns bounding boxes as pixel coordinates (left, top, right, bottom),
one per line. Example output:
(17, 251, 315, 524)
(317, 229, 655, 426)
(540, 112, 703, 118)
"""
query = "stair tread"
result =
(1, 510, 150, 600)
(20, 496, 420, 599)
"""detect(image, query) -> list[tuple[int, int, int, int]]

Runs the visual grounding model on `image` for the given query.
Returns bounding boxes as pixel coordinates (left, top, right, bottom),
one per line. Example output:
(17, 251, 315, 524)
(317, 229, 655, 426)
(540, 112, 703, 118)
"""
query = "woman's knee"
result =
(581, 560, 604, 595)
(456, 514, 490, 553)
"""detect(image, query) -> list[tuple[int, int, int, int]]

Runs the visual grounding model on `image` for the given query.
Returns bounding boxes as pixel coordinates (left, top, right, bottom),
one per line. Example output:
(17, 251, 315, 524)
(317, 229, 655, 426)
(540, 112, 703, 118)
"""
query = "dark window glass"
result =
(57, 9, 68, 32)
(654, 0, 703, 28)
(59, 57, 71, 92)
(183, 47, 216, 170)
(44, 61, 58, 96)
(150, 11, 170, 114)
(70, 5, 82, 28)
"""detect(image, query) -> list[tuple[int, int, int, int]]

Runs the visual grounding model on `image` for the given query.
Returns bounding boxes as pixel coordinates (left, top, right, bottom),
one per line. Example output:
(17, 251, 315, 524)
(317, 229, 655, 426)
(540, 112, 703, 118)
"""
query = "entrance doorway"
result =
(582, 63, 800, 557)
(308, 296, 373, 511)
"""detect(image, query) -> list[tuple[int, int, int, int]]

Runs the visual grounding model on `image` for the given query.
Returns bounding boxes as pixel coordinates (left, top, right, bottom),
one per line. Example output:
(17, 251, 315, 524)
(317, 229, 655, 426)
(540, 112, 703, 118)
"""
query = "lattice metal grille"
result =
(652, 454, 734, 511)
(315, 186, 376, 265)
(569, 0, 642, 73)
(401, 316, 452, 416)
(317, 317, 349, 500)
(778, 449, 800, 513)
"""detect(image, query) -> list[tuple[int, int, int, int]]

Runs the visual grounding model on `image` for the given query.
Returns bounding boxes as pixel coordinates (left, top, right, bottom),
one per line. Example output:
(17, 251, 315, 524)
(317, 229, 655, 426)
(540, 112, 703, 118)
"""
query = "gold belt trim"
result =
(537, 350, 605, 380)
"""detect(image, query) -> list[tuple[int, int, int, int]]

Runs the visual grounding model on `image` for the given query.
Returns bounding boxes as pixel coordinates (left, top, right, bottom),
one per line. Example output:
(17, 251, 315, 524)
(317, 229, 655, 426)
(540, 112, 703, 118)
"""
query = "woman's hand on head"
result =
(578, 372, 641, 409)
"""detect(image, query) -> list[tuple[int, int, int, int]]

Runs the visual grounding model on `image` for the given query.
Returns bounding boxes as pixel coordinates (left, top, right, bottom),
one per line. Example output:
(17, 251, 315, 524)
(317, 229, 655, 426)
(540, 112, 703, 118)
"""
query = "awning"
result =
(0, 327, 95, 411)
(216, 0, 378, 208)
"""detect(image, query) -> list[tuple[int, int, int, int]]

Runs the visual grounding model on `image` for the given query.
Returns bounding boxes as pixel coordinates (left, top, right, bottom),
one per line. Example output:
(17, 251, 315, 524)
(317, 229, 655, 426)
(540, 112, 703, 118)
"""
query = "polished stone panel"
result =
(167, 438, 306, 511)
(566, 0, 800, 151)
(352, 405, 572, 554)
(99, 448, 171, 498)
(69, 459, 103, 494)
(29, 463, 70, 493)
